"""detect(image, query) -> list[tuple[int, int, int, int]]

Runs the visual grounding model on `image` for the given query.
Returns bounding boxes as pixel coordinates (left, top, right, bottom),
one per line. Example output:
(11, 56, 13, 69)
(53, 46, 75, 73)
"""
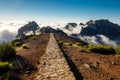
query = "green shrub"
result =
(27, 35, 38, 40)
(15, 42, 22, 47)
(79, 47, 84, 52)
(22, 44, 28, 49)
(87, 44, 115, 55)
(0, 62, 12, 75)
(0, 42, 16, 61)
(76, 43, 81, 46)
(11, 38, 22, 46)
(115, 46, 120, 55)
(76, 42, 85, 46)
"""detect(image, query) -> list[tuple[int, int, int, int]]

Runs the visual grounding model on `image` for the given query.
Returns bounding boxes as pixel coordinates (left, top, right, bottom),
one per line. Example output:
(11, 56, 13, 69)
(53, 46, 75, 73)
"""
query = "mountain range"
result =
(0, 19, 120, 46)
(16, 19, 120, 46)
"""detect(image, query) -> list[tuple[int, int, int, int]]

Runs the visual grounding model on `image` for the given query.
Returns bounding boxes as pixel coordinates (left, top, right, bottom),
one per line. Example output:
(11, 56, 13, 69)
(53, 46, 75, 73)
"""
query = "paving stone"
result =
(36, 33, 75, 80)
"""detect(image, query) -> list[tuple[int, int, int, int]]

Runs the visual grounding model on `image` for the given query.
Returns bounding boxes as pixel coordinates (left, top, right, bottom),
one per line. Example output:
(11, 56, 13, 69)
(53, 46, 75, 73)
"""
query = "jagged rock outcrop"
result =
(40, 26, 66, 34)
(78, 19, 120, 46)
(64, 23, 77, 31)
(16, 21, 39, 38)
(80, 19, 120, 39)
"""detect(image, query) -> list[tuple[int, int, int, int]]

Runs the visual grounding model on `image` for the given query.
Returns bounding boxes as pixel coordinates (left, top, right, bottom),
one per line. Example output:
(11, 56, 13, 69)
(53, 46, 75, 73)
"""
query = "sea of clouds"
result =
(0, 20, 119, 46)
(0, 20, 27, 43)
(0, 20, 66, 43)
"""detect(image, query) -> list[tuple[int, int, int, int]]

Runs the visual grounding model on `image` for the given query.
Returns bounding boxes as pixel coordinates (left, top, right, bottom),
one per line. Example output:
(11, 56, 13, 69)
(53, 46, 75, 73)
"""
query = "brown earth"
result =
(10, 33, 120, 80)
(55, 33, 120, 80)
(11, 34, 49, 80)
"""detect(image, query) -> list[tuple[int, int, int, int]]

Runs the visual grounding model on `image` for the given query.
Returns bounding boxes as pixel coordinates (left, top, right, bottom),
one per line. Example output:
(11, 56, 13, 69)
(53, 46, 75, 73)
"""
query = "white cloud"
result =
(0, 20, 27, 43)
(0, 30, 16, 43)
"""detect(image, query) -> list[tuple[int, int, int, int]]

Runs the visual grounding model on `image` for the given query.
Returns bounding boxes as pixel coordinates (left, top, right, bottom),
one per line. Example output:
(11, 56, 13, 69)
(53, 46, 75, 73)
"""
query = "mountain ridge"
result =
(15, 19, 120, 46)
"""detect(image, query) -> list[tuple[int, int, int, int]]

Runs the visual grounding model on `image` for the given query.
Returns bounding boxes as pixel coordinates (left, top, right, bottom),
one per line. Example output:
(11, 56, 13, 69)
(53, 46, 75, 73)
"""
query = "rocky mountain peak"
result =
(78, 19, 120, 46)
(80, 19, 120, 37)
(64, 23, 77, 31)
(40, 26, 66, 34)
(16, 21, 39, 38)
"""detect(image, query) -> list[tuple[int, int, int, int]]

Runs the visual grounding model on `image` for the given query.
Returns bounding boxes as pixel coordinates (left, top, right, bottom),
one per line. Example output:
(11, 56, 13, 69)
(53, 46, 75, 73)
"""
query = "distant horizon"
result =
(0, 0, 120, 24)
(0, 18, 120, 25)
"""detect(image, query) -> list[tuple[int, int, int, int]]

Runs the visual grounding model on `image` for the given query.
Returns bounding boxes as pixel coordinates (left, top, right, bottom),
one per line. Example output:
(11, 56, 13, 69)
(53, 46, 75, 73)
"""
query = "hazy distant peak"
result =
(64, 23, 77, 31)
(79, 23, 84, 25)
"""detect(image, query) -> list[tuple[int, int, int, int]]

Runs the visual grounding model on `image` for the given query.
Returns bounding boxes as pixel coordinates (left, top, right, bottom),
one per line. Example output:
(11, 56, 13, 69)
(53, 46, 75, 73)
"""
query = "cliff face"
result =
(80, 19, 120, 39)
(78, 19, 120, 46)
(16, 21, 39, 38)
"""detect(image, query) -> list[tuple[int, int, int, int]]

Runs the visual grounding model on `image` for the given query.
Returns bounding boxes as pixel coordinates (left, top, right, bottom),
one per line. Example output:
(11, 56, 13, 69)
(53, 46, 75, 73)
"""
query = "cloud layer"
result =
(0, 30, 16, 43)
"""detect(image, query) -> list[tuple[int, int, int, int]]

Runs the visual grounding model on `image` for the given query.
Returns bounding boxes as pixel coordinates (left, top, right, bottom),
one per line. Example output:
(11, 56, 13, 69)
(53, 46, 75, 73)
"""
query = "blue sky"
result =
(0, 0, 120, 23)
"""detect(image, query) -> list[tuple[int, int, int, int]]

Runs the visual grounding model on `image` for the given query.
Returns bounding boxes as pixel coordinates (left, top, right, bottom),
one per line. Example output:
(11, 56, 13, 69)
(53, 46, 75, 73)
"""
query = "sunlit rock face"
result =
(16, 21, 39, 38)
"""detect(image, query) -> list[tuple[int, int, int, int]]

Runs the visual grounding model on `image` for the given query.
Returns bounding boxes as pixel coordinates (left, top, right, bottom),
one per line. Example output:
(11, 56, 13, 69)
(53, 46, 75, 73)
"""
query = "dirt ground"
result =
(55, 33, 120, 80)
(11, 34, 49, 80)
(10, 33, 120, 80)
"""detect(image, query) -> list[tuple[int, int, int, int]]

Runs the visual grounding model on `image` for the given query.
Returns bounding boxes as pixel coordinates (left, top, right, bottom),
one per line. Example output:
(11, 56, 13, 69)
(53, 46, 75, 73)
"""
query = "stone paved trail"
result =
(36, 33, 75, 80)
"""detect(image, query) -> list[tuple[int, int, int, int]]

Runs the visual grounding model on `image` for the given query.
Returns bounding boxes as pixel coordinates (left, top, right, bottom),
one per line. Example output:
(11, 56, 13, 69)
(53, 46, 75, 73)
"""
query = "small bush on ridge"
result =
(27, 35, 38, 40)
(11, 38, 22, 47)
(115, 46, 120, 55)
(22, 44, 28, 49)
(15, 42, 22, 47)
(79, 47, 84, 52)
(87, 44, 115, 55)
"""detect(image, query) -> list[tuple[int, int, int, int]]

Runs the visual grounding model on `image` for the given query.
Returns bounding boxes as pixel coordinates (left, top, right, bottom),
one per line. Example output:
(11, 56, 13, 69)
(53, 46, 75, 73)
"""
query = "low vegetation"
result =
(87, 44, 115, 55)
(75, 42, 87, 46)
(26, 35, 38, 40)
(115, 46, 120, 55)
(0, 42, 15, 79)
(0, 62, 12, 80)
(15, 42, 22, 47)
(79, 47, 84, 52)
(0, 42, 16, 61)
(11, 38, 23, 47)
(22, 44, 28, 49)
(58, 40, 120, 55)
(0, 62, 12, 74)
